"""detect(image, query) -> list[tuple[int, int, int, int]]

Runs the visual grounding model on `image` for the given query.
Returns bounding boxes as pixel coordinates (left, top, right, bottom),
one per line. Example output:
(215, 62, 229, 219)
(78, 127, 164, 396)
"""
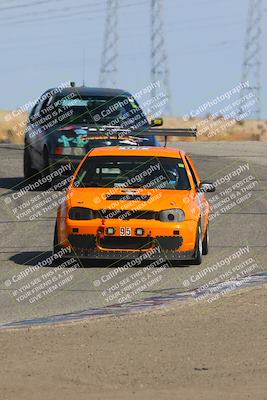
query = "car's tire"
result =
(41, 148, 52, 189)
(202, 225, 209, 255)
(53, 224, 83, 266)
(53, 221, 59, 255)
(170, 261, 184, 268)
(52, 221, 64, 266)
(23, 146, 37, 180)
(191, 225, 203, 265)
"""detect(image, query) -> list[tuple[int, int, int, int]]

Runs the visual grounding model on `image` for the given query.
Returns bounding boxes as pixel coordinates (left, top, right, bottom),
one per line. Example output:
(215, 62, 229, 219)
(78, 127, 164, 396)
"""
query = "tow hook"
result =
(97, 219, 105, 240)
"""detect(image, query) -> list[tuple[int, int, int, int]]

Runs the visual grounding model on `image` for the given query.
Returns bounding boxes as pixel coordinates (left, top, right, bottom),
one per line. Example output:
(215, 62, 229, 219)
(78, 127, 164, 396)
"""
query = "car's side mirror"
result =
(198, 181, 216, 193)
(150, 117, 163, 127)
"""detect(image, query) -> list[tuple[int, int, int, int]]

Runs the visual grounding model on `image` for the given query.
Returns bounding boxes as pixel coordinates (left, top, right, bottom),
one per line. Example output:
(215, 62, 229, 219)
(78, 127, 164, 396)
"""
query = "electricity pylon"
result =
(99, 0, 118, 88)
(239, 0, 262, 119)
(151, 0, 171, 115)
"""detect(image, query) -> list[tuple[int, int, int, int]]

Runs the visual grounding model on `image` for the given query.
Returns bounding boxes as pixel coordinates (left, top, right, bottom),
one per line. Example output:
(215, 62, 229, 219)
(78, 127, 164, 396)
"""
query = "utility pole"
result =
(151, 0, 171, 115)
(239, 0, 262, 119)
(99, 0, 118, 88)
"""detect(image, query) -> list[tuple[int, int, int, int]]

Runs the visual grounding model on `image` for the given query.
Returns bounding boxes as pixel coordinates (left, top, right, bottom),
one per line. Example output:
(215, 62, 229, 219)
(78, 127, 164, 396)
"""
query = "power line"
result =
(0, 0, 146, 27)
(0, 0, 67, 12)
(0, 0, 104, 21)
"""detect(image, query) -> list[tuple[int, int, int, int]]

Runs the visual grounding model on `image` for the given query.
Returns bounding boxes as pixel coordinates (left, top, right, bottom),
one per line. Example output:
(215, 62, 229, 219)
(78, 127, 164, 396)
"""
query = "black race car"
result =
(23, 84, 160, 188)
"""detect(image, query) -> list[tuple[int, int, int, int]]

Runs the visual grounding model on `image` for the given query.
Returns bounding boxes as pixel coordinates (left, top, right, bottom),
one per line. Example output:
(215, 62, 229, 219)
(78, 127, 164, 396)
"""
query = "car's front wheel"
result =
(41, 148, 52, 189)
(202, 225, 209, 255)
(53, 221, 59, 255)
(191, 225, 203, 265)
(23, 146, 37, 180)
(52, 222, 64, 266)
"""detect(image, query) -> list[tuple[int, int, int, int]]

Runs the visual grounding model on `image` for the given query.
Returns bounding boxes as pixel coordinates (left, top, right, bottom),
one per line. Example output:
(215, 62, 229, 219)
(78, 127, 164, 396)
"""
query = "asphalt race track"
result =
(0, 141, 266, 326)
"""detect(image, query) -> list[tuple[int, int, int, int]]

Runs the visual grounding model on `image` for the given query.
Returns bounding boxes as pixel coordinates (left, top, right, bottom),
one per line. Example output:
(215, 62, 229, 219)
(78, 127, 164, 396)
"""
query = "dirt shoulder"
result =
(0, 285, 266, 400)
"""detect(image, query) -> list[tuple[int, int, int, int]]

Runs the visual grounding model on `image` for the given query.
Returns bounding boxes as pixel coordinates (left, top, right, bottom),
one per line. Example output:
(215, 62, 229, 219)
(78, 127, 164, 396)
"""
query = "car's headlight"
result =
(158, 208, 185, 222)
(69, 207, 94, 220)
(56, 147, 86, 156)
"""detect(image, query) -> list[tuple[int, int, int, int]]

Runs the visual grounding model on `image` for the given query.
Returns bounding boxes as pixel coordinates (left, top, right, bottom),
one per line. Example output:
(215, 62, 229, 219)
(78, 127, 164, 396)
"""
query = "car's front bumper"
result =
(60, 218, 198, 253)
(58, 231, 196, 263)
(59, 248, 195, 262)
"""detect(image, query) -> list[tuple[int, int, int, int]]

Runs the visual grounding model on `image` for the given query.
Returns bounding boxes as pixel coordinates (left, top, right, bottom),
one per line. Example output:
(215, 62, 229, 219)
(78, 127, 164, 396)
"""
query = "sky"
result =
(0, 0, 266, 118)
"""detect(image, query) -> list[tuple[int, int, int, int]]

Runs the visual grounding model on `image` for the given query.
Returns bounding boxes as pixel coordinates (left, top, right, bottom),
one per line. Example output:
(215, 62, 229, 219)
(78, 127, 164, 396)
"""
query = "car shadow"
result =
(0, 177, 24, 190)
(10, 252, 111, 268)
(0, 176, 69, 193)
(10, 251, 55, 267)
(0, 176, 55, 194)
(9, 252, 190, 268)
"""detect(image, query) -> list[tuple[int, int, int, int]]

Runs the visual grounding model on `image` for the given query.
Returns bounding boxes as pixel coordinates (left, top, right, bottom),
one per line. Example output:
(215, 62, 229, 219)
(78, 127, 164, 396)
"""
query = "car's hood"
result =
(68, 187, 197, 215)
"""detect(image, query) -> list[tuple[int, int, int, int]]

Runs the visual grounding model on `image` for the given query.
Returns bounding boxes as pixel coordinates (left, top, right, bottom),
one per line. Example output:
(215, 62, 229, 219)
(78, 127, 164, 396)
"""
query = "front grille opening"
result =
(68, 234, 96, 249)
(100, 236, 154, 250)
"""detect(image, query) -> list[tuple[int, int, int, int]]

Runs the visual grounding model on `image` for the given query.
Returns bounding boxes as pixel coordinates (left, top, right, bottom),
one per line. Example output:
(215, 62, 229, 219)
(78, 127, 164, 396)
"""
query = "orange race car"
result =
(53, 145, 215, 266)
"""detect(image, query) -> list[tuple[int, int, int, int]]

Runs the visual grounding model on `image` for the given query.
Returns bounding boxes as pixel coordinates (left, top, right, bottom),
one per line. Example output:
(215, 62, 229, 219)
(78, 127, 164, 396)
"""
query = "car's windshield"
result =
(74, 156, 191, 190)
(53, 95, 148, 128)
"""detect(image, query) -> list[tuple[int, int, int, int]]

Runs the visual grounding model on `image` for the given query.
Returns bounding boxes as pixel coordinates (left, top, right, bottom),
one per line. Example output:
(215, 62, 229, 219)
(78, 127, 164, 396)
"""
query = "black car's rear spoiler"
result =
(90, 126, 197, 146)
(138, 128, 197, 137)
(137, 128, 197, 146)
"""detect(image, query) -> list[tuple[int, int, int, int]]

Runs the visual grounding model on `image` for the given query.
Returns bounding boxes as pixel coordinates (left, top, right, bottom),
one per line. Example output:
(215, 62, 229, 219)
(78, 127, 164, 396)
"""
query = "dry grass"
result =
(0, 110, 267, 144)
(0, 110, 28, 144)
(162, 116, 267, 142)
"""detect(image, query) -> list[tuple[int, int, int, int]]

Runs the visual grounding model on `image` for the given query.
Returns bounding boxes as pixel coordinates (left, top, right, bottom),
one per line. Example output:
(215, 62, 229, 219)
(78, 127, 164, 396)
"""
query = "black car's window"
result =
(29, 104, 38, 123)
(46, 94, 55, 107)
(33, 96, 50, 120)
(34, 99, 44, 118)
(75, 156, 191, 190)
(52, 95, 148, 128)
